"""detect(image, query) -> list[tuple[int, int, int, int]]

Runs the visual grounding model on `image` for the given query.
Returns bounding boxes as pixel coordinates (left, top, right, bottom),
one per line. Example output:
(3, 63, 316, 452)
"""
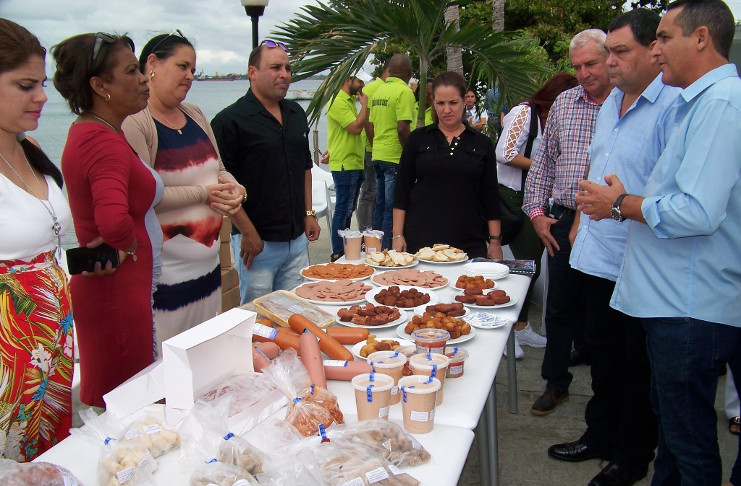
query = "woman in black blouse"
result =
(392, 71, 502, 259)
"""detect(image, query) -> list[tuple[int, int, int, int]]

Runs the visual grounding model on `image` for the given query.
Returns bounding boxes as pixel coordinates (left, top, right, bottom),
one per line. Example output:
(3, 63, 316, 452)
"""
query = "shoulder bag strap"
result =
(520, 102, 539, 189)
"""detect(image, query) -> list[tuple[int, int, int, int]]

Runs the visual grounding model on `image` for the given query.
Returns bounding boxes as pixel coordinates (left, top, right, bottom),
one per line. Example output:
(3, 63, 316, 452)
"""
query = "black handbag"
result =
(499, 103, 539, 246)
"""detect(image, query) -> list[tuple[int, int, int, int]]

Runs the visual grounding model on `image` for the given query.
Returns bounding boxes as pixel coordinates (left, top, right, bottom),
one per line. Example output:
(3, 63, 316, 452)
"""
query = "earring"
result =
(150, 71, 155, 80)
(105, 93, 111, 102)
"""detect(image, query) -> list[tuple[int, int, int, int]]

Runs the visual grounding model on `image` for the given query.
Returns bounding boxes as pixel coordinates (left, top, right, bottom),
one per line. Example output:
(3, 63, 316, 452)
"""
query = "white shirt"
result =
(0, 173, 72, 261)
(495, 103, 542, 191)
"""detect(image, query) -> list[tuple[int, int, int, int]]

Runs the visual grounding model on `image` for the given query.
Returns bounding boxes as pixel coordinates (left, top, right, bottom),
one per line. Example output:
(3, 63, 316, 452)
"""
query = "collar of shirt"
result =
(244, 87, 303, 117)
(679, 63, 739, 103)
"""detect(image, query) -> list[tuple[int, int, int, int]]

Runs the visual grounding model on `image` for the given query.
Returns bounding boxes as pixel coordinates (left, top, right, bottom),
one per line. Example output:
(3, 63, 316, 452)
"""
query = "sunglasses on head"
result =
(150, 29, 188, 54)
(260, 39, 289, 54)
(92, 32, 116, 61)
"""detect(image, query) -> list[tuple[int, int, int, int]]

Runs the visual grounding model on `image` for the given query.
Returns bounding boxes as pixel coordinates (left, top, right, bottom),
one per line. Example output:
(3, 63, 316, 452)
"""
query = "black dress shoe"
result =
(569, 349, 591, 367)
(588, 462, 647, 486)
(547, 440, 603, 462)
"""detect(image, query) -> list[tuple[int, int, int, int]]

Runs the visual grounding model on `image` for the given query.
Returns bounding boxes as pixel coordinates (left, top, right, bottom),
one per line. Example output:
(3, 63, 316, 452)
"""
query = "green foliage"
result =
(270, 0, 548, 125)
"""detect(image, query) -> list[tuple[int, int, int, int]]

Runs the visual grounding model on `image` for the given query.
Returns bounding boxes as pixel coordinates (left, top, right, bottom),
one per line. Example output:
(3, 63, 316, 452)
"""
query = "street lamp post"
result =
(240, 0, 269, 51)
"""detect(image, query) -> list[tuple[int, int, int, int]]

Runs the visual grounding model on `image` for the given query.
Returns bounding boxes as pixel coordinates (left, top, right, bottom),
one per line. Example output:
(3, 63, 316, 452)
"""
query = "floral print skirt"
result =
(0, 251, 74, 461)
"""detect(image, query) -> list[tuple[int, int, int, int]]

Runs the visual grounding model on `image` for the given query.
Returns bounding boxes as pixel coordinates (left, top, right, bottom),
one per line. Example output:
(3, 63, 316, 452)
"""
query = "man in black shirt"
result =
(212, 41, 320, 304)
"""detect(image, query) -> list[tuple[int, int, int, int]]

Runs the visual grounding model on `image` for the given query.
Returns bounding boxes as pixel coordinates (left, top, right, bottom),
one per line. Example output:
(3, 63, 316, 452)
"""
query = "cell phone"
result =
(65, 243, 120, 275)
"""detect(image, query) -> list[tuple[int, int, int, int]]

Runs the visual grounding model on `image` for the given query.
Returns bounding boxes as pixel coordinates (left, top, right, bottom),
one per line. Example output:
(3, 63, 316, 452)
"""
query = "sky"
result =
(3, 0, 741, 76)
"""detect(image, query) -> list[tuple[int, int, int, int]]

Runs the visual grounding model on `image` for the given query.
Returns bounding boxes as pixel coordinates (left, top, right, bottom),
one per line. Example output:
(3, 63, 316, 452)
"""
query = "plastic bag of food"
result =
(0, 459, 84, 486)
(200, 371, 278, 418)
(261, 349, 343, 437)
(328, 419, 431, 467)
(119, 415, 181, 458)
(189, 461, 259, 486)
(310, 440, 420, 485)
(69, 408, 156, 486)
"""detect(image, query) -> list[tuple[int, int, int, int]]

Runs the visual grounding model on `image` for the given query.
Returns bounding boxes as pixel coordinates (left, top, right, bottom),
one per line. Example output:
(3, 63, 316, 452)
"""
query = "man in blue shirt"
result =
(578, 1, 741, 483)
(547, 10, 680, 486)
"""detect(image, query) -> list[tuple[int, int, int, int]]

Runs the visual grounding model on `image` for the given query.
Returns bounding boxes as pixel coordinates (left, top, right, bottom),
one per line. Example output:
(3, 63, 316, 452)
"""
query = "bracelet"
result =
(392, 234, 404, 240)
(125, 249, 137, 262)
(242, 192, 248, 203)
(488, 235, 502, 240)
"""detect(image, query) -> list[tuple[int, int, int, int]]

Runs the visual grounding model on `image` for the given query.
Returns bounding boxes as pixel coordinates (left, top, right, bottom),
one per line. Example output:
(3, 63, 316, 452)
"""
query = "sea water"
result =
(34, 78, 327, 247)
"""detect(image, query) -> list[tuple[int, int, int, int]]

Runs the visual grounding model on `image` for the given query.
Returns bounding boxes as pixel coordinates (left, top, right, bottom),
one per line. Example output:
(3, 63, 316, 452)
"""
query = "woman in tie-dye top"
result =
(123, 31, 247, 355)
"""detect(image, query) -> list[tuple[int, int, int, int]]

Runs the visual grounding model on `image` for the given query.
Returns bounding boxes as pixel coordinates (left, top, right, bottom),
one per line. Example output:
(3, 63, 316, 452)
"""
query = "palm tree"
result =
(445, 5, 463, 75)
(272, 0, 545, 126)
(493, 0, 505, 32)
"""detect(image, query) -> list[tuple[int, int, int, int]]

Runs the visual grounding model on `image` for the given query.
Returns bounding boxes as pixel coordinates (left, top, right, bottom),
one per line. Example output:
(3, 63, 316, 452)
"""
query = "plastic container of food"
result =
(253, 290, 336, 328)
(444, 347, 469, 378)
(411, 328, 450, 354)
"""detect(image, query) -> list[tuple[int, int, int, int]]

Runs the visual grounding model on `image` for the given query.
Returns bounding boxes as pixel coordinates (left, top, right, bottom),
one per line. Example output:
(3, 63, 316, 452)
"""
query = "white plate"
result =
(462, 261, 509, 279)
(351, 338, 415, 360)
(365, 259, 419, 270)
(365, 285, 439, 310)
(370, 270, 448, 290)
(462, 313, 511, 329)
(336, 309, 409, 330)
(293, 282, 372, 306)
(396, 323, 476, 345)
(460, 295, 519, 309)
(300, 263, 373, 281)
(417, 257, 469, 265)
(413, 305, 470, 318)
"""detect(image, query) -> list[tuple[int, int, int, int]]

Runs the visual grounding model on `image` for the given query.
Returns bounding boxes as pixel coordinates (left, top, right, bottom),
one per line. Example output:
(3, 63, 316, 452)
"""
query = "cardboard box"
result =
(219, 240, 232, 268)
(222, 285, 241, 311)
(219, 216, 232, 242)
(162, 308, 256, 412)
(103, 360, 165, 420)
(221, 267, 239, 292)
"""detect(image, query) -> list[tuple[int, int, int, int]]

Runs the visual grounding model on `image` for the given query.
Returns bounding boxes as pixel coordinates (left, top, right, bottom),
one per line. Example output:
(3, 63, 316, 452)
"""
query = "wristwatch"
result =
(610, 194, 629, 222)
(305, 210, 317, 218)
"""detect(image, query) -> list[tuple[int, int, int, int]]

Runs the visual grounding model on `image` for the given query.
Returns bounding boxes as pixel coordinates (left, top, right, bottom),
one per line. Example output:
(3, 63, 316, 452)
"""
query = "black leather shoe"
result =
(547, 440, 603, 462)
(569, 349, 591, 367)
(588, 462, 647, 486)
(530, 388, 569, 415)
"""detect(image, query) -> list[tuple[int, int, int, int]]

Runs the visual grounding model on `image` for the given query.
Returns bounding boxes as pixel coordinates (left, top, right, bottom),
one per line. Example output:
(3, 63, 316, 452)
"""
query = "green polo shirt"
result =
(362, 78, 385, 152)
(326, 89, 364, 171)
(369, 77, 415, 164)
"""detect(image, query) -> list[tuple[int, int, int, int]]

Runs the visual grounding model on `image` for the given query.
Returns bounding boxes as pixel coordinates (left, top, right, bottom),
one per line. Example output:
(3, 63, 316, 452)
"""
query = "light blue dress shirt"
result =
(611, 64, 741, 327)
(570, 75, 679, 281)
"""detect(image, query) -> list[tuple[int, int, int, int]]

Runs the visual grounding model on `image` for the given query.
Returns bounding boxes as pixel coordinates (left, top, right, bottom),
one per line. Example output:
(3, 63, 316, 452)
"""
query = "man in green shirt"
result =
(325, 75, 369, 260)
(357, 60, 390, 231)
(368, 54, 414, 249)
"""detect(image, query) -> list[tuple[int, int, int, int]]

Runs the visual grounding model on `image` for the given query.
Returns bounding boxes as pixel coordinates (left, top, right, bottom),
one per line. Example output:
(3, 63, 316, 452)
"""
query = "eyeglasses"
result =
(92, 32, 116, 61)
(150, 29, 188, 54)
(260, 39, 289, 54)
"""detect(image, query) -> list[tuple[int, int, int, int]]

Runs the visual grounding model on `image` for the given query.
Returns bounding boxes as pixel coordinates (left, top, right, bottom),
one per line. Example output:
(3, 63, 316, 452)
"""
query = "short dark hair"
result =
(529, 72, 579, 119)
(431, 71, 466, 99)
(138, 31, 193, 73)
(667, 0, 734, 59)
(0, 17, 46, 74)
(608, 8, 661, 47)
(52, 33, 135, 114)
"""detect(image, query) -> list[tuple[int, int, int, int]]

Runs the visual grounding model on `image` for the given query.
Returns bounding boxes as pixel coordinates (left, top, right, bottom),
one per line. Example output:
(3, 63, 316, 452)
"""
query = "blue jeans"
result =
(643, 317, 741, 485)
(230, 233, 309, 304)
(330, 169, 364, 256)
(372, 160, 398, 250)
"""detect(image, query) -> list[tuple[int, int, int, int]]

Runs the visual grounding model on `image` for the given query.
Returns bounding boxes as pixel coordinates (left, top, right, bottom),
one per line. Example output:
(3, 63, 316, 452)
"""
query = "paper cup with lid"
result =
(351, 372, 394, 421)
(363, 229, 383, 253)
(409, 352, 450, 405)
(368, 350, 408, 405)
(398, 375, 441, 434)
(339, 229, 363, 260)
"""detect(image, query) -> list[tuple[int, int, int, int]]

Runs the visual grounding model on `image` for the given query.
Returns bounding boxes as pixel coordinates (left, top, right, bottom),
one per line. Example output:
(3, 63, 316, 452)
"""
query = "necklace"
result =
(0, 144, 62, 255)
(88, 112, 118, 132)
(159, 112, 183, 135)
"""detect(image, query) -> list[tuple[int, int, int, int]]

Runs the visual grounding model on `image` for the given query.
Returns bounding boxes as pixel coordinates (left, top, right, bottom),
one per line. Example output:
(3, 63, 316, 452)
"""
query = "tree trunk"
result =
(445, 5, 463, 75)
(492, 0, 504, 32)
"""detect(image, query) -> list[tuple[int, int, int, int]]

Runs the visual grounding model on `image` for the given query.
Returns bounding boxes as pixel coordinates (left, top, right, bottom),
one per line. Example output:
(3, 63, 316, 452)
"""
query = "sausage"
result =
(288, 314, 353, 361)
(253, 323, 300, 352)
(324, 327, 370, 345)
(252, 343, 276, 372)
(253, 341, 280, 359)
(323, 359, 372, 381)
(299, 330, 328, 388)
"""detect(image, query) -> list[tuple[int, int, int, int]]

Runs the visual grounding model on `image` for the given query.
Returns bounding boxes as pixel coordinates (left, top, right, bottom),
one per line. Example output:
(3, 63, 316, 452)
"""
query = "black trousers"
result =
(540, 211, 587, 391)
(580, 273, 657, 471)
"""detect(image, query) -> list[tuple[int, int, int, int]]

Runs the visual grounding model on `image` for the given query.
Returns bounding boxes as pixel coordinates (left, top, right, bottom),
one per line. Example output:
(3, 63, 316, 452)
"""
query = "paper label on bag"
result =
(143, 424, 161, 434)
(62, 474, 79, 486)
(253, 324, 278, 339)
(234, 480, 252, 486)
(366, 467, 390, 483)
(388, 464, 404, 475)
(323, 360, 348, 367)
(379, 406, 389, 418)
(410, 435, 423, 450)
(391, 385, 399, 395)
(410, 410, 429, 422)
(341, 478, 365, 486)
(116, 466, 136, 483)
(123, 429, 143, 439)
